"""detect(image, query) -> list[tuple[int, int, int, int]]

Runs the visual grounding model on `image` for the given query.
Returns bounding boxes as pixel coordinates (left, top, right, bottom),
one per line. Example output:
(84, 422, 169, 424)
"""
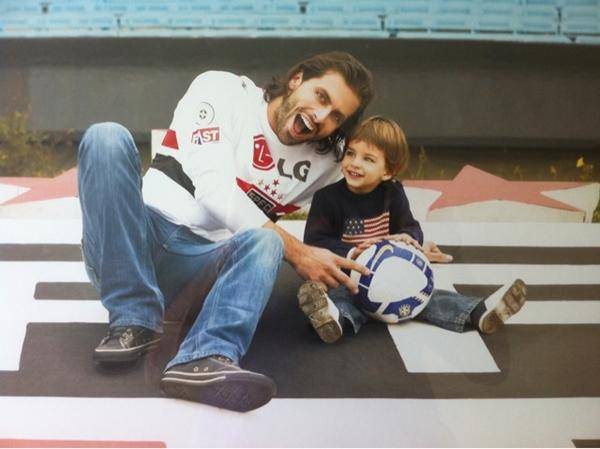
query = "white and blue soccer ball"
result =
(350, 239, 434, 324)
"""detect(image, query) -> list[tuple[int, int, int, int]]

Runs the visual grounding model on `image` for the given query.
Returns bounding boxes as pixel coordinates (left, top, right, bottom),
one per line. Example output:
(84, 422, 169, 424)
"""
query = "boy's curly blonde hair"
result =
(348, 116, 409, 177)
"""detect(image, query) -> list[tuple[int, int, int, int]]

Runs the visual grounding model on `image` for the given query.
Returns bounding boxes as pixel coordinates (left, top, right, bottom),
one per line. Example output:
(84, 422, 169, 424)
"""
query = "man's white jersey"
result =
(142, 71, 342, 241)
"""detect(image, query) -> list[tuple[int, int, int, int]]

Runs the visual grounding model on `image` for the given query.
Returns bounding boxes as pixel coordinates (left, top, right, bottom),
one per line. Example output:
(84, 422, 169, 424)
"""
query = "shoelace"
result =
(213, 355, 234, 365)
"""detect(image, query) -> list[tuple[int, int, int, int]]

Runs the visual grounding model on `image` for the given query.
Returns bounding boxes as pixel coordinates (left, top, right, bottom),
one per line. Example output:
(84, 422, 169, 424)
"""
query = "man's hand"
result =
(422, 240, 453, 263)
(350, 236, 384, 260)
(293, 245, 370, 294)
(264, 221, 370, 294)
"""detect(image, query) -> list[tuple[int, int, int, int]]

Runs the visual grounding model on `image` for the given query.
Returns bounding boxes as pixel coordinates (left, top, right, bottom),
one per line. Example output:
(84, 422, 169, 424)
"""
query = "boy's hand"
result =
(386, 233, 423, 251)
(422, 240, 453, 263)
(350, 237, 384, 260)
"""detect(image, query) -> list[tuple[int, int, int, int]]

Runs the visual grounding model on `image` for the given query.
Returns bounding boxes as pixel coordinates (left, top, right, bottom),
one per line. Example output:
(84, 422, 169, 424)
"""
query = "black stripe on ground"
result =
(32, 282, 600, 302)
(454, 284, 600, 301)
(34, 282, 98, 300)
(2, 244, 600, 264)
(439, 246, 600, 264)
(0, 244, 81, 261)
(572, 440, 600, 448)
(1, 265, 599, 399)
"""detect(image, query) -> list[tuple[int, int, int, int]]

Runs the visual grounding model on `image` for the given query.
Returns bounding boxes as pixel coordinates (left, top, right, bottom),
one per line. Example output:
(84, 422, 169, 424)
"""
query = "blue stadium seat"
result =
(306, 1, 352, 15)
(386, 13, 430, 30)
(0, 1, 41, 14)
(431, 14, 473, 31)
(389, 1, 432, 14)
(563, 0, 599, 6)
(562, 5, 600, 34)
(214, 0, 269, 14)
(257, 15, 298, 29)
(79, 15, 116, 30)
(270, 1, 301, 15)
(299, 15, 342, 30)
(210, 15, 259, 29)
(170, 15, 212, 29)
(350, 1, 388, 15)
(121, 14, 172, 29)
(342, 15, 382, 31)
(473, 15, 515, 33)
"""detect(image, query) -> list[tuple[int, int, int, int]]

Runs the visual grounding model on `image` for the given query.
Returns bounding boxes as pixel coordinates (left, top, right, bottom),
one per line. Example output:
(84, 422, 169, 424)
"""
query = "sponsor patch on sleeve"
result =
(191, 127, 220, 146)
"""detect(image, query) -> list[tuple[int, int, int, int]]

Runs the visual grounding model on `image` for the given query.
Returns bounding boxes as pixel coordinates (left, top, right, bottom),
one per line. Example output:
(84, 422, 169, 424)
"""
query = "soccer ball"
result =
(350, 239, 434, 324)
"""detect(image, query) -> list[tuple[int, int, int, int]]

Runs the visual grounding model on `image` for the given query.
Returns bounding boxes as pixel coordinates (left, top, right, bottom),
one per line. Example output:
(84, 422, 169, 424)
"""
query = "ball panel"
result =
(349, 239, 435, 324)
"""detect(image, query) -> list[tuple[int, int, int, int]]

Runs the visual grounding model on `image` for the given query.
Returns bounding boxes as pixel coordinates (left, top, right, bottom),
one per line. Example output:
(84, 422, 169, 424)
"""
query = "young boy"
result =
(298, 116, 527, 343)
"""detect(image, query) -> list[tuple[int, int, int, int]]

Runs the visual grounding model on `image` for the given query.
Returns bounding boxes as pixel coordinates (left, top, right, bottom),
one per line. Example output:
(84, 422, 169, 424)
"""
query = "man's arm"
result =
(263, 221, 369, 294)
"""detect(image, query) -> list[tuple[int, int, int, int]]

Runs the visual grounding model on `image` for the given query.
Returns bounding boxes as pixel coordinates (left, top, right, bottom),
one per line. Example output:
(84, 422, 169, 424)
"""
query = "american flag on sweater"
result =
(342, 212, 390, 244)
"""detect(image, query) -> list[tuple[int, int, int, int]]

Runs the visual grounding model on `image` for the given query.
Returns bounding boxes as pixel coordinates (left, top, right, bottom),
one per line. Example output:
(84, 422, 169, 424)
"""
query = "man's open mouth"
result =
(293, 113, 315, 136)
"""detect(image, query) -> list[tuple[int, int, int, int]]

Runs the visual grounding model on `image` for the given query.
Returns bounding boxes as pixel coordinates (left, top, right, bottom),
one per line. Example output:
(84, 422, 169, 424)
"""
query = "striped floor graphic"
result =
(1, 220, 599, 447)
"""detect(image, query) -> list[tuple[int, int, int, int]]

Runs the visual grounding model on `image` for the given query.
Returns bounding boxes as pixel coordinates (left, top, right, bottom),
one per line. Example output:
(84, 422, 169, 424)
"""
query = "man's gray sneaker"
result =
(93, 325, 162, 363)
(479, 279, 527, 334)
(160, 356, 277, 412)
(297, 281, 343, 343)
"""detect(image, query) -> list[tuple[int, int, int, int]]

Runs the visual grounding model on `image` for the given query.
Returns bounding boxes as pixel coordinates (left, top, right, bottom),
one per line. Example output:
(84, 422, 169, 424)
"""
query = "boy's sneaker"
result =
(93, 325, 161, 363)
(297, 281, 343, 343)
(160, 355, 277, 413)
(478, 279, 527, 334)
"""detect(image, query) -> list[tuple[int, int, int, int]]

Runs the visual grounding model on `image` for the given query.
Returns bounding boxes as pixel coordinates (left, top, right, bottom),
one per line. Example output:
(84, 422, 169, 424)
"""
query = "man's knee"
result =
(240, 228, 284, 261)
(79, 122, 137, 163)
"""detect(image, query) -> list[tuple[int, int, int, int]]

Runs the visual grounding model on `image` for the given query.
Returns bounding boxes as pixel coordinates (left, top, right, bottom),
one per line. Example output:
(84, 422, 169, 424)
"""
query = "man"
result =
(77, 52, 375, 412)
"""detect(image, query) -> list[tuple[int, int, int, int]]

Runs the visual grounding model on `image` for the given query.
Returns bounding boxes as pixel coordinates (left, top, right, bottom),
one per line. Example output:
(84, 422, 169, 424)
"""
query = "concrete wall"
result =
(1, 37, 599, 147)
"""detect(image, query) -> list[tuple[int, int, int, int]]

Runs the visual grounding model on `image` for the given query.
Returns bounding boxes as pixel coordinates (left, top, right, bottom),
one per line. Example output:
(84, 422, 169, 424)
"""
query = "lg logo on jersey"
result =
(253, 134, 311, 182)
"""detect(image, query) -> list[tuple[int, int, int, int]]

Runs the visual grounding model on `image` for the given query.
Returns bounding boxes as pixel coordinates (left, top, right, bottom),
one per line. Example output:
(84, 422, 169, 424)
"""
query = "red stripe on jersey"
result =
(162, 129, 179, 150)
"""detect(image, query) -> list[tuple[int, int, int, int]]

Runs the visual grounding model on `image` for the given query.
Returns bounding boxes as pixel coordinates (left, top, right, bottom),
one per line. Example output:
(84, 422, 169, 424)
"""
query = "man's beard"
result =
(273, 93, 300, 146)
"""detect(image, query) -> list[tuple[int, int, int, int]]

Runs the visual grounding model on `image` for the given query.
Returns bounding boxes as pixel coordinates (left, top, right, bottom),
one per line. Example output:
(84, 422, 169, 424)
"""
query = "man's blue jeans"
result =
(329, 286, 483, 334)
(77, 122, 284, 369)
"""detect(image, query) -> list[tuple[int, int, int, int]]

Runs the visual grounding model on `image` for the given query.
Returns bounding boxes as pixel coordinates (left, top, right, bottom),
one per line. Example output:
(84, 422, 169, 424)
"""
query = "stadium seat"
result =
(515, 4, 559, 33)
(270, 1, 301, 15)
(170, 15, 212, 29)
(210, 15, 259, 29)
(389, 1, 432, 14)
(257, 15, 298, 30)
(562, 5, 600, 34)
(306, 1, 351, 15)
(298, 15, 342, 30)
(350, 1, 389, 15)
(386, 13, 430, 31)
(431, 14, 473, 31)
(473, 15, 516, 33)
(342, 15, 382, 31)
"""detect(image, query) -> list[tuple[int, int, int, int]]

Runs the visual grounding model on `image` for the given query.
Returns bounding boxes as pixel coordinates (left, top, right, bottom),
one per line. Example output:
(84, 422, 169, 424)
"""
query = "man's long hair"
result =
(263, 51, 375, 161)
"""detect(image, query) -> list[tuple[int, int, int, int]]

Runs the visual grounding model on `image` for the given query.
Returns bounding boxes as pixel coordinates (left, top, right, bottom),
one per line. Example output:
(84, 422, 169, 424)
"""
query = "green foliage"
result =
(0, 110, 71, 177)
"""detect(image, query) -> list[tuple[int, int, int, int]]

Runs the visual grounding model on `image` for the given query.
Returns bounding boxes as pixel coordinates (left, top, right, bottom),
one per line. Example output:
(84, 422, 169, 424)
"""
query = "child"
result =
(298, 116, 527, 343)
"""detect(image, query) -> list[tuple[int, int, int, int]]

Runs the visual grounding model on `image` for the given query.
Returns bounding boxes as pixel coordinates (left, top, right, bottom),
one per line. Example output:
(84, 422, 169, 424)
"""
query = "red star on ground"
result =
(0, 167, 78, 206)
(404, 165, 586, 212)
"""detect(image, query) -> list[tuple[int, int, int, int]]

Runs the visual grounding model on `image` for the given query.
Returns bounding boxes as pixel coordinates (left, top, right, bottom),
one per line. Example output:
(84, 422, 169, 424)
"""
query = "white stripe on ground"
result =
(0, 262, 106, 371)
(387, 321, 500, 373)
(0, 397, 598, 447)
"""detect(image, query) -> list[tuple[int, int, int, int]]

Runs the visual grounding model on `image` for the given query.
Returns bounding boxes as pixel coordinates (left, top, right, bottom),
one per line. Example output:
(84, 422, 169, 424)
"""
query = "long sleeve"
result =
(172, 71, 269, 233)
(303, 189, 355, 258)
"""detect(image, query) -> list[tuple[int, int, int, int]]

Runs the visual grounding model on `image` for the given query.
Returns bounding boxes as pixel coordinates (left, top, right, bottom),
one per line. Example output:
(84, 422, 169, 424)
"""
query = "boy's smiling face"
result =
(342, 139, 392, 194)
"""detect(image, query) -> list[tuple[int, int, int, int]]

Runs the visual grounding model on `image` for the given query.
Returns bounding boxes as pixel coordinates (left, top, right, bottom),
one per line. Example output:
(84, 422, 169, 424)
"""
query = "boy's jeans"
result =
(77, 122, 284, 369)
(329, 286, 483, 333)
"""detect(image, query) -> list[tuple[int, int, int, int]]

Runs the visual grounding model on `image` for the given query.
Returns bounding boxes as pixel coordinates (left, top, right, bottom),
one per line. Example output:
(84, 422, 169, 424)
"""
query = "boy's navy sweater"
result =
(303, 178, 424, 258)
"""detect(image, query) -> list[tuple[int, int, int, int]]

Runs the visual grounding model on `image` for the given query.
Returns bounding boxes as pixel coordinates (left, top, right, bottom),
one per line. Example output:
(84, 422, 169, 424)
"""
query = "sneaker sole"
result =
(160, 372, 276, 413)
(480, 279, 527, 334)
(297, 282, 342, 344)
(93, 338, 161, 363)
